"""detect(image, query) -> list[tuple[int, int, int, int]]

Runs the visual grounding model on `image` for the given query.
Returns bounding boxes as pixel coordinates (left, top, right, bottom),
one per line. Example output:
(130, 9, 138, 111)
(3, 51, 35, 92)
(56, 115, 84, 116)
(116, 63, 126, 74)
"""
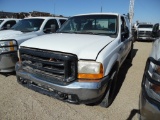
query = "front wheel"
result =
(100, 69, 118, 108)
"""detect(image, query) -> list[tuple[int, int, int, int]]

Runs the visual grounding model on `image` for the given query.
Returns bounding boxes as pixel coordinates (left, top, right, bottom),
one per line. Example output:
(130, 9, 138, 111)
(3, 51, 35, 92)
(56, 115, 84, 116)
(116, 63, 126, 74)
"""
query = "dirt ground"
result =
(0, 41, 152, 120)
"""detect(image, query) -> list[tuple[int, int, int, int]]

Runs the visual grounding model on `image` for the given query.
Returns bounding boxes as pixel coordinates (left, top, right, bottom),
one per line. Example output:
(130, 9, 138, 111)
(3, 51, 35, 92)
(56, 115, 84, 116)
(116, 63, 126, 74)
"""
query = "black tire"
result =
(100, 69, 118, 108)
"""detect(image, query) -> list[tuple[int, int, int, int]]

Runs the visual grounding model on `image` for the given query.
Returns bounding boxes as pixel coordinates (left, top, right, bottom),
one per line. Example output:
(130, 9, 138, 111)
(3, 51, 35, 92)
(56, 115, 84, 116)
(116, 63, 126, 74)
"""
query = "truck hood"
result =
(0, 30, 38, 41)
(137, 28, 152, 31)
(20, 33, 115, 60)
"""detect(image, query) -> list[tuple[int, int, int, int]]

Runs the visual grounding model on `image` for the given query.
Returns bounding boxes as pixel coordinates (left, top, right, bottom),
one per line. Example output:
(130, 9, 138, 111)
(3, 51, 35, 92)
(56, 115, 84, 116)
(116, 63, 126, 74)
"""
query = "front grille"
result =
(138, 31, 152, 37)
(19, 47, 78, 84)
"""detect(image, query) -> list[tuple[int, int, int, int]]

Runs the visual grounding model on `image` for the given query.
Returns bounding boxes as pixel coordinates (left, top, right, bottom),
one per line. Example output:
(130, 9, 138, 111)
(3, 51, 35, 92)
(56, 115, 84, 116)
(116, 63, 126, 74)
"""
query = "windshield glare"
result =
(57, 15, 118, 36)
(11, 19, 44, 32)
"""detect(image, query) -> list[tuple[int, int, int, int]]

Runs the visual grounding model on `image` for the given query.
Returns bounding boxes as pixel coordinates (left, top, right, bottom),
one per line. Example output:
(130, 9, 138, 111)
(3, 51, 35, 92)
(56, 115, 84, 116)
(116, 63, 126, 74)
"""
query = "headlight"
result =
(78, 60, 103, 80)
(17, 50, 22, 63)
(0, 40, 17, 54)
(144, 58, 160, 103)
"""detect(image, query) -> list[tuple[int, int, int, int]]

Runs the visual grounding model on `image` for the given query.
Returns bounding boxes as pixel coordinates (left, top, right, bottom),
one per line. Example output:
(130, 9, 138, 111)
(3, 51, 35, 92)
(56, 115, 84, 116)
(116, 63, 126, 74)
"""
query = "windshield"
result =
(57, 15, 118, 37)
(11, 18, 44, 32)
(0, 20, 4, 25)
(138, 25, 153, 28)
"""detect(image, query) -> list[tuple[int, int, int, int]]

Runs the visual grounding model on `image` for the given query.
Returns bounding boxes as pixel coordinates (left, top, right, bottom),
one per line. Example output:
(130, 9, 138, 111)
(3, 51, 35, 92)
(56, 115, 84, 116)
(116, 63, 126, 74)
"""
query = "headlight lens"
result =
(150, 65, 160, 101)
(152, 65, 160, 82)
(144, 58, 160, 102)
(0, 40, 17, 53)
(17, 50, 21, 62)
(78, 60, 103, 80)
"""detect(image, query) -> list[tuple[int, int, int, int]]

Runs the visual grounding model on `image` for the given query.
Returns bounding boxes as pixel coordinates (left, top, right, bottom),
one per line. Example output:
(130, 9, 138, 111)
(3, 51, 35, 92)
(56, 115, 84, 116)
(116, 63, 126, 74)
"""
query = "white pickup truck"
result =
(0, 17, 67, 72)
(15, 13, 133, 107)
(136, 23, 153, 41)
(140, 23, 160, 119)
(0, 18, 20, 30)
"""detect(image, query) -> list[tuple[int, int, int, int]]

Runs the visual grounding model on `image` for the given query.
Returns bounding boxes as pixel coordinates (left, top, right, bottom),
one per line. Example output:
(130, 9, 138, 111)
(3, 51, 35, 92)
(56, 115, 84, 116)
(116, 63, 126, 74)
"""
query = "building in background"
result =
(0, 11, 64, 19)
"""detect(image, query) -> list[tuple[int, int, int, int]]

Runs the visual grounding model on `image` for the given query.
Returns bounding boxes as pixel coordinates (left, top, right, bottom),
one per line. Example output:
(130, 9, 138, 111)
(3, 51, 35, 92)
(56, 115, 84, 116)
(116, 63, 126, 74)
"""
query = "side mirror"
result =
(50, 24, 56, 33)
(43, 24, 56, 33)
(124, 26, 129, 37)
(152, 23, 159, 38)
(121, 26, 129, 41)
(7, 24, 11, 29)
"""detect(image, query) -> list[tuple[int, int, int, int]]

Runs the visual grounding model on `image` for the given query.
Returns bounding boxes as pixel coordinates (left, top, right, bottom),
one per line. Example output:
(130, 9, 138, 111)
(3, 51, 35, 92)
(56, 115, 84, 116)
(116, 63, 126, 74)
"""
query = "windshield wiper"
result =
(56, 31, 80, 34)
(77, 31, 108, 35)
(57, 31, 111, 36)
(56, 31, 71, 33)
(20, 30, 33, 32)
(71, 31, 95, 35)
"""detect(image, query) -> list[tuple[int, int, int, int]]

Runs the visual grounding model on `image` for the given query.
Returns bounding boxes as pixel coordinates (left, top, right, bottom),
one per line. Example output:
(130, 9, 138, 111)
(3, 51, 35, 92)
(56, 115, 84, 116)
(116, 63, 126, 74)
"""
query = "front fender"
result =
(15, 32, 41, 46)
(103, 53, 119, 76)
(96, 50, 119, 76)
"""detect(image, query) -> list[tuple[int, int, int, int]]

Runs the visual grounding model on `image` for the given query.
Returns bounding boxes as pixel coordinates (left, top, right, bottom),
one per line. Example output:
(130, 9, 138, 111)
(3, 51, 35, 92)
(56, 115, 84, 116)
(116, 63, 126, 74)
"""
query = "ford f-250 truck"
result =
(15, 13, 133, 107)
(0, 17, 67, 72)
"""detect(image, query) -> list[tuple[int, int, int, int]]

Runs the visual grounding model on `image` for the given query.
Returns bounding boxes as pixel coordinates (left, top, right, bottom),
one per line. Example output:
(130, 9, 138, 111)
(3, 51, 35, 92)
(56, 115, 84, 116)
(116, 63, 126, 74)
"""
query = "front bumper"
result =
(140, 90, 160, 120)
(137, 37, 154, 41)
(0, 52, 18, 72)
(15, 62, 110, 104)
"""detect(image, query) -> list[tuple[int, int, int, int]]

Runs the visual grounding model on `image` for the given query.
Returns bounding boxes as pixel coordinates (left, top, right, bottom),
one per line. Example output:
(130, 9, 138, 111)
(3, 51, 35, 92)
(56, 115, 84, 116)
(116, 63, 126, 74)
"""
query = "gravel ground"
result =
(0, 41, 152, 120)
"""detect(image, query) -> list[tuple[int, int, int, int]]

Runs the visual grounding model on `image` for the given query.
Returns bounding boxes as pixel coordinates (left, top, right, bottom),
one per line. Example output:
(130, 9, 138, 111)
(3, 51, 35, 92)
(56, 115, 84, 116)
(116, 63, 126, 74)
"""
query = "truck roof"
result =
(0, 18, 20, 20)
(73, 13, 120, 17)
(24, 16, 68, 20)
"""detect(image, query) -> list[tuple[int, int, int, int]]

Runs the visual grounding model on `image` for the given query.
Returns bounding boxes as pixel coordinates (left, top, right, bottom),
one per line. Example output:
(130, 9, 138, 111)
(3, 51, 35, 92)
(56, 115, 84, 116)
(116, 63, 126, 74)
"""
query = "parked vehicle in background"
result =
(0, 18, 20, 30)
(0, 17, 67, 72)
(15, 13, 133, 108)
(140, 23, 160, 120)
(136, 23, 153, 41)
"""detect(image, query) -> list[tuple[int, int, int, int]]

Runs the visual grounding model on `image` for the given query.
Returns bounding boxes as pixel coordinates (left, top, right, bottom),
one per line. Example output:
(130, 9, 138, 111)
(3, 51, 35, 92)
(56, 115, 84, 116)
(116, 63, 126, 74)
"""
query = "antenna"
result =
(101, 6, 102, 13)
(100, 0, 103, 13)
(129, 0, 135, 24)
(54, 3, 56, 16)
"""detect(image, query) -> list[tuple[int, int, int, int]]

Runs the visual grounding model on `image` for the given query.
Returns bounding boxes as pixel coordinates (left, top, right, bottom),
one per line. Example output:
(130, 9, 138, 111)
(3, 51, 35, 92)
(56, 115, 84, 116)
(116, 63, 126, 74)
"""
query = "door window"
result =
(44, 19, 59, 33)
(2, 20, 16, 29)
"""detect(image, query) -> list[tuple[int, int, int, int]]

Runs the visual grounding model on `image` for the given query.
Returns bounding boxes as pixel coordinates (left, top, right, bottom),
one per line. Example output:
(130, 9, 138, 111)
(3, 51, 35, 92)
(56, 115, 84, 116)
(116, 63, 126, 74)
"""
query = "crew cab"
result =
(0, 18, 20, 30)
(140, 23, 160, 119)
(15, 13, 133, 107)
(0, 17, 67, 72)
(136, 23, 153, 41)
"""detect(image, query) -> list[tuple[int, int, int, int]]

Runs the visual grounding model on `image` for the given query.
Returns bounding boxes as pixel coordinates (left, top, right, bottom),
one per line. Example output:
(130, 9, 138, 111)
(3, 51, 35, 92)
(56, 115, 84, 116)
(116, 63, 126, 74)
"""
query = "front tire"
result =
(100, 69, 118, 108)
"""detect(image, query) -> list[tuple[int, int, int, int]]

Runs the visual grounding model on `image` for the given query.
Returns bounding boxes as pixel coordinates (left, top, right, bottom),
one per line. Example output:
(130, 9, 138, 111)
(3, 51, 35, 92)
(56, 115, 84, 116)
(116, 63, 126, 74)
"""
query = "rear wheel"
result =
(100, 69, 118, 108)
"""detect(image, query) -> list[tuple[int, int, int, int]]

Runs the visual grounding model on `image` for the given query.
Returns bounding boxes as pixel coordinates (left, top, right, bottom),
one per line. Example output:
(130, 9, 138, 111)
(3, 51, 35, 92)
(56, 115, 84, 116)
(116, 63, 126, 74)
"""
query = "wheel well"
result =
(109, 62, 119, 77)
